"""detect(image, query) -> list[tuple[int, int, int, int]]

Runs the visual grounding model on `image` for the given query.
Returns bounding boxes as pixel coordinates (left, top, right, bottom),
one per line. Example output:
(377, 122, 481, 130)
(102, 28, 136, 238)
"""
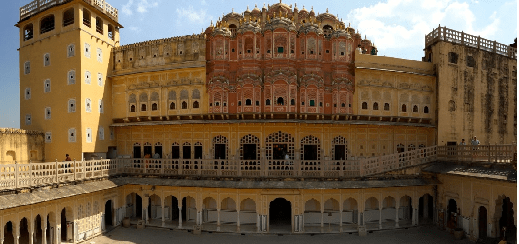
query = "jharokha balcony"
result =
(0, 145, 515, 192)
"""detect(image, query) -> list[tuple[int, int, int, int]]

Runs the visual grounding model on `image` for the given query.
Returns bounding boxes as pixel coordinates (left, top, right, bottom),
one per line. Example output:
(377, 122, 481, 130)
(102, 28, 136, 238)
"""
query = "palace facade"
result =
(2, 0, 516, 243)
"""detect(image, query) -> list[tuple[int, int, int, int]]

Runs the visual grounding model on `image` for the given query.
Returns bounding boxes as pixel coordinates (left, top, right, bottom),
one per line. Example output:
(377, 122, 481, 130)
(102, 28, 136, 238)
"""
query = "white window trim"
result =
(68, 99, 76, 113)
(24, 61, 30, 75)
(67, 44, 75, 58)
(25, 88, 31, 100)
(45, 132, 52, 143)
(98, 126, 104, 140)
(45, 107, 51, 120)
(68, 128, 76, 143)
(99, 99, 104, 113)
(97, 48, 103, 63)
(43, 53, 50, 67)
(85, 98, 92, 113)
(85, 43, 91, 58)
(85, 71, 91, 84)
(68, 70, 76, 85)
(44, 79, 51, 93)
(25, 114, 32, 125)
(97, 73, 103, 86)
(86, 128, 92, 143)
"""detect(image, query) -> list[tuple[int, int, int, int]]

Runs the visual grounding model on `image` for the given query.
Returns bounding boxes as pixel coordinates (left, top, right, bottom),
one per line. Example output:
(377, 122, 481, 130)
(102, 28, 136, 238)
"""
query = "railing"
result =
(20, 0, 118, 22)
(436, 144, 515, 163)
(0, 145, 515, 192)
(425, 26, 517, 59)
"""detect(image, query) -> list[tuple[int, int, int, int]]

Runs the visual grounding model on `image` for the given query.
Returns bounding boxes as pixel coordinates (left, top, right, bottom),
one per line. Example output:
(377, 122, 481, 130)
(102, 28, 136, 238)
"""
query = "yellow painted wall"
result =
(0, 129, 44, 163)
(114, 123, 435, 159)
(18, 0, 119, 161)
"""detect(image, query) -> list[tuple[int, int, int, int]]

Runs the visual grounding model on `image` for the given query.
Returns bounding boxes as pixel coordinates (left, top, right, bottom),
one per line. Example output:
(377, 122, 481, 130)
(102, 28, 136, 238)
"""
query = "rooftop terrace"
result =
(425, 25, 517, 59)
(20, 0, 118, 22)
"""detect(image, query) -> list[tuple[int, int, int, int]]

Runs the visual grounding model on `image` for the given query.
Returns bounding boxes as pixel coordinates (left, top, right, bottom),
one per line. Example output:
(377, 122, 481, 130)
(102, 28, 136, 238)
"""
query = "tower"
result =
(16, 0, 121, 161)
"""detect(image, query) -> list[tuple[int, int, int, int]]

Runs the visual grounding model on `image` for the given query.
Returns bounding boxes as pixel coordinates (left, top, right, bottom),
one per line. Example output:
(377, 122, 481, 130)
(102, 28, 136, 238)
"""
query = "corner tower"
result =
(16, 0, 122, 161)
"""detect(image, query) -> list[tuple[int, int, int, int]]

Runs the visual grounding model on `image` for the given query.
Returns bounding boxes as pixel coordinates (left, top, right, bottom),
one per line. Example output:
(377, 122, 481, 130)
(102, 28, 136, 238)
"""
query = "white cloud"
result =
(201, 0, 207, 6)
(347, 0, 501, 58)
(129, 26, 141, 32)
(122, 0, 134, 16)
(122, 0, 159, 16)
(176, 6, 210, 24)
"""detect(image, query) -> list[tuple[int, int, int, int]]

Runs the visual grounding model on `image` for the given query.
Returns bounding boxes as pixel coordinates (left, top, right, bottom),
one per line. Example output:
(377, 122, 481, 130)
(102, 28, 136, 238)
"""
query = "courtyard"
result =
(88, 225, 474, 244)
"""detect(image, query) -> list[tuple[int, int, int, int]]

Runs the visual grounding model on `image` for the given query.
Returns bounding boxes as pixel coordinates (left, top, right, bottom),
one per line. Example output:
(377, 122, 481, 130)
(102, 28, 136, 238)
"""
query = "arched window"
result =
(24, 24, 33, 41)
(96, 17, 103, 34)
(266, 99, 271, 105)
(401, 104, 407, 112)
(182, 101, 188, 109)
(373, 102, 379, 110)
(83, 9, 91, 27)
(290, 99, 295, 106)
(141, 104, 147, 112)
(341, 103, 346, 107)
(193, 101, 199, 108)
(246, 99, 252, 106)
(384, 103, 390, 111)
(277, 97, 284, 105)
(169, 102, 176, 110)
(424, 106, 429, 114)
(151, 103, 158, 111)
(63, 8, 74, 27)
(413, 105, 418, 113)
(108, 24, 114, 40)
(40, 15, 55, 34)
(238, 101, 242, 106)
(130, 105, 136, 112)
(362, 102, 368, 110)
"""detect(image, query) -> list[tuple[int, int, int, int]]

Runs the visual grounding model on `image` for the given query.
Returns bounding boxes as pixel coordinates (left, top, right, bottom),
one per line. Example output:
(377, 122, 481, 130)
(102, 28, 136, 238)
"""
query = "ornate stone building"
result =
(3, 0, 516, 244)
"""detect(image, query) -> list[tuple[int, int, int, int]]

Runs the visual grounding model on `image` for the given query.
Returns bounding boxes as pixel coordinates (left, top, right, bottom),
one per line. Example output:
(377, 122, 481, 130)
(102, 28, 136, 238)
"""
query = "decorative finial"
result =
(247, 6, 249, 11)
(326, 8, 328, 13)
(232, 8, 234, 13)
(295, 3, 297, 8)
(280, 0, 282, 3)
(255, 4, 257, 8)
(348, 22, 350, 27)
(365, 35, 366, 39)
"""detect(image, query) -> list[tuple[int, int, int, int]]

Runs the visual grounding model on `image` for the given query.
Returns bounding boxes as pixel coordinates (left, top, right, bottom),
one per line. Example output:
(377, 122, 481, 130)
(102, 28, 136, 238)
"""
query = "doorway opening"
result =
(105, 200, 113, 226)
(479, 206, 487, 238)
(269, 198, 291, 231)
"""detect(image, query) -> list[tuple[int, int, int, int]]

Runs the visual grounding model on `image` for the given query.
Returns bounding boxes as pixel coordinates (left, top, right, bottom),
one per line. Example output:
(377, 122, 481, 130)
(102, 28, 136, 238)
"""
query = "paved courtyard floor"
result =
(88, 225, 475, 244)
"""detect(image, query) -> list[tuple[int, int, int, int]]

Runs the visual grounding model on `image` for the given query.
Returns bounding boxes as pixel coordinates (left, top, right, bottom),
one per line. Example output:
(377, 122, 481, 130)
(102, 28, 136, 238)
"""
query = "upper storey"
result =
(17, 0, 122, 48)
(20, 0, 118, 22)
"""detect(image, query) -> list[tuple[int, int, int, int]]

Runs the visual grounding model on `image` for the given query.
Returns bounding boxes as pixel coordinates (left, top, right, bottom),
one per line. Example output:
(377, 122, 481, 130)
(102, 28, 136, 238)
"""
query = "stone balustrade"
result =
(20, 0, 118, 22)
(426, 26, 517, 59)
(0, 145, 515, 192)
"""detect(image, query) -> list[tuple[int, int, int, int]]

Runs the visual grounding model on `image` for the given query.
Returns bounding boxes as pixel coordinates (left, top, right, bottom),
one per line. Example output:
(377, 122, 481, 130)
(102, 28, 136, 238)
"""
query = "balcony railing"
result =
(425, 26, 517, 59)
(20, 0, 118, 22)
(0, 145, 515, 192)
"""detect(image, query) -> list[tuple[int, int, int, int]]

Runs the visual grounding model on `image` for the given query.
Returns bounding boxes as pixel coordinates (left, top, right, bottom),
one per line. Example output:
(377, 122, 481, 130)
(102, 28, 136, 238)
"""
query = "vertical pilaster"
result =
(236, 210, 240, 232)
(178, 208, 182, 229)
(161, 202, 165, 227)
(217, 209, 221, 231)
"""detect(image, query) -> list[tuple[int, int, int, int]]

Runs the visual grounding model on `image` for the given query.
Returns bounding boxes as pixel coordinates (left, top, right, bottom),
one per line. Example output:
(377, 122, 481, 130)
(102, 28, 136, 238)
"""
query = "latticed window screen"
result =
(68, 128, 76, 142)
(331, 136, 348, 160)
(68, 70, 76, 85)
(168, 91, 176, 100)
(192, 89, 200, 99)
(180, 90, 189, 100)
(212, 135, 228, 159)
(300, 135, 321, 161)
(67, 44, 75, 57)
(44, 79, 51, 93)
(240, 134, 260, 160)
(265, 131, 294, 160)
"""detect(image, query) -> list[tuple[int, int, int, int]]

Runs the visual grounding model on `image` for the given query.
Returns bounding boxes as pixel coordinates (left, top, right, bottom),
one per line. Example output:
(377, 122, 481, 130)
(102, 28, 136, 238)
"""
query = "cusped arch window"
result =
(424, 106, 429, 114)
(361, 102, 368, 110)
(413, 105, 419, 113)
(182, 101, 188, 109)
(246, 99, 252, 106)
(401, 104, 407, 112)
(266, 99, 271, 106)
(277, 97, 284, 105)
(151, 103, 158, 111)
(141, 104, 147, 112)
(40, 15, 55, 34)
(193, 101, 200, 109)
(384, 103, 390, 111)
(169, 102, 176, 110)
(373, 102, 379, 110)
(130, 104, 136, 112)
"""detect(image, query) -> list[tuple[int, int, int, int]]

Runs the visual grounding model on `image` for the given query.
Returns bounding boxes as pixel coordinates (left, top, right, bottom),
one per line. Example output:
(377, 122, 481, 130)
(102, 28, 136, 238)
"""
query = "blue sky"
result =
(0, 0, 516, 128)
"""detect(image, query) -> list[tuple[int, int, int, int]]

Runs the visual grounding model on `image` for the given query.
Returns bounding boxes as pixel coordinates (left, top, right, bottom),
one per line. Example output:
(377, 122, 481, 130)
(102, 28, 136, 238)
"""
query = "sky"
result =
(0, 0, 516, 128)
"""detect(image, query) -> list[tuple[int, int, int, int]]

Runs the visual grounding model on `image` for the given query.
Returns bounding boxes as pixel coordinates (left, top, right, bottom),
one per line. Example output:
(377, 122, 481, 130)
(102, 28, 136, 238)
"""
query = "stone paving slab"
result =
(89, 225, 474, 244)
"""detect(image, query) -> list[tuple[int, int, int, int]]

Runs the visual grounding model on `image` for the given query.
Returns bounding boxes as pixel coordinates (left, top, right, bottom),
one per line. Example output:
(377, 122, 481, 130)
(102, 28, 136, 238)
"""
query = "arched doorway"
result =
(165, 196, 179, 226)
(19, 217, 29, 243)
(148, 194, 161, 221)
(269, 198, 291, 232)
(447, 199, 457, 229)
(136, 194, 143, 220)
(105, 200, 113, 227)
(497, 197, 515, 240)
(60, 208, 67, 242)
(419, 194, 434, 224)
(479, 206, 487, 238)
(4, 221, 14, 244)
(34, 215, 43, 244)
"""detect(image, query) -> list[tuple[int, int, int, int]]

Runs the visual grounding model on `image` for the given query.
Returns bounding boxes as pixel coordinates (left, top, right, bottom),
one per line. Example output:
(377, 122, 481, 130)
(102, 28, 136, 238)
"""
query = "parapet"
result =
(0, 128, 43, 135)
(20, 0, 119, 22)
(111, 34, 206, 75)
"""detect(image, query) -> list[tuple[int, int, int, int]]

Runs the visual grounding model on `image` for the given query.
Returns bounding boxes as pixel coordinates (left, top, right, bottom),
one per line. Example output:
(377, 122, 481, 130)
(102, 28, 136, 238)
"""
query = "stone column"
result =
(395, 205, 400, 228)
(143, 197, 149, 224)
(237, 210, 240, 232)
(161, 203, 165, 227)
(178, 207, 183, 228)
(42, 222, 46, 244)
(415, 208, 419, 226)
(423, 195, 429, 218)
(29, 227, 33, 244)
(256, 214, 260, 232)
(379, 207, 383, 229)
(217, 209, 221, 231)
(0, 238, 3, 244)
